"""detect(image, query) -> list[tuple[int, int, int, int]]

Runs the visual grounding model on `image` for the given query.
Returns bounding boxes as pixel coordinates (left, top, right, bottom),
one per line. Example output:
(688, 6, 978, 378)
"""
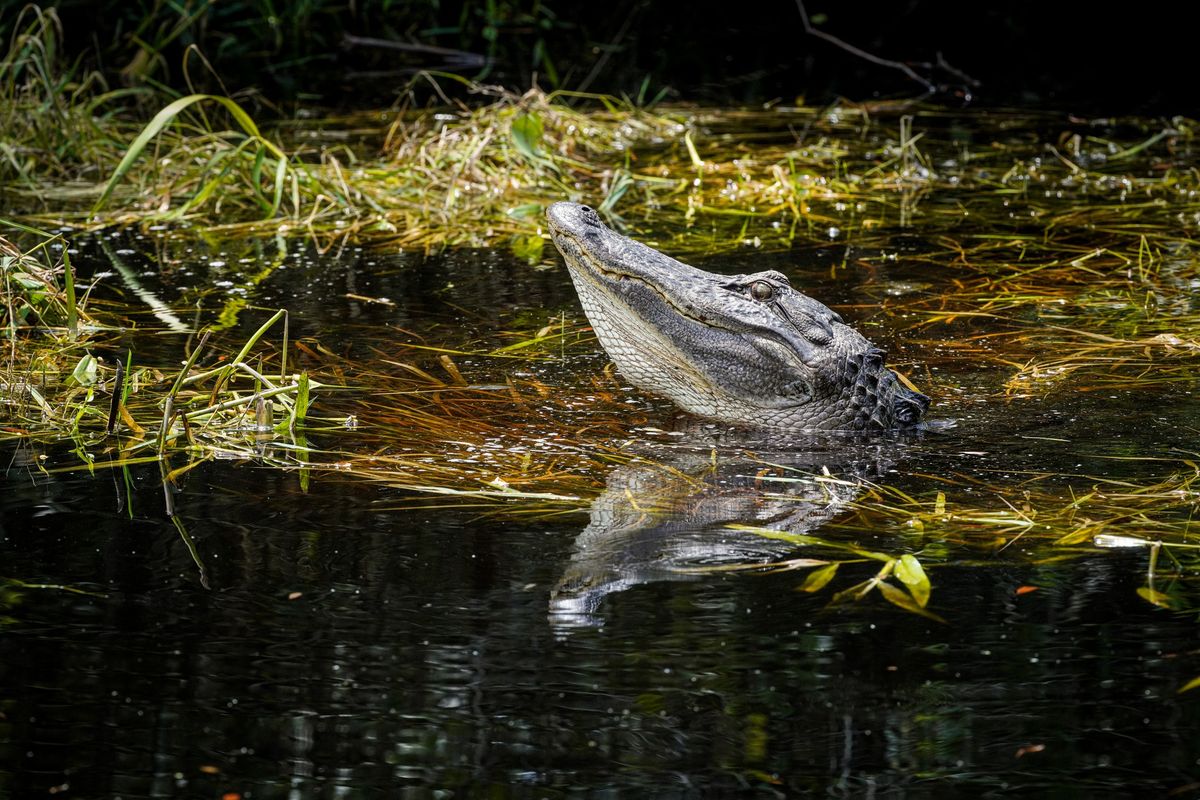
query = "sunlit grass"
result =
(1, 231, 329, 492)
(7, 221, 1200, 617)
(6, 8, 1197, 261)
(6, 8, 1200, 620)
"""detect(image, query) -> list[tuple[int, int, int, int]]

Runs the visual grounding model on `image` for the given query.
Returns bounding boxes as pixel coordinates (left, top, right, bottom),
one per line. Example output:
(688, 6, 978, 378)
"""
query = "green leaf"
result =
(270, 154, 288, 218)
(1178, 675, 1200, 694)
(829, 578, 877, 605)
(598, 169, 633, 214)
(895, 554, 931, 607)
(506, 203, 544, 219)
(797, 563, 839, 593)
(295, 371, 310, 423)
(11, 272, 44, 290)
(70, 354, 98, 386)
(26, 385, 53, 417)
(62, 245, 77, 340)
(511, 113, 544, 160)
(684, 130, 703, 169)
(510, 234, 545, 265)
(877, 580, 947, 623)
(1137, 586, 1179, 609)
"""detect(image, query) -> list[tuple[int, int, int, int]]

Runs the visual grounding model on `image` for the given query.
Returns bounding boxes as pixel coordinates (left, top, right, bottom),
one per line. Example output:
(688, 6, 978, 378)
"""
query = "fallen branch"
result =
(794, 1, 979, 98)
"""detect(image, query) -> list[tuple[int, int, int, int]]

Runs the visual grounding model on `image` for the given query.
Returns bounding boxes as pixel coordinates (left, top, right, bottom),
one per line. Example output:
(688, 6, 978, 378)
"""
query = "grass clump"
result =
(0, 231, 324, 485)
(1, 226, 91, 430)
(1, 227, 84, 342)
(6, 6, 1200, 275)
(5, 6, 1200, 625)
(0, 7, 124, 188)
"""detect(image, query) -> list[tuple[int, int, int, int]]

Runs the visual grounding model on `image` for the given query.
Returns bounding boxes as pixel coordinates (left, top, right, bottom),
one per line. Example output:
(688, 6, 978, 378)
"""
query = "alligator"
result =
(547, 202, 929, 431)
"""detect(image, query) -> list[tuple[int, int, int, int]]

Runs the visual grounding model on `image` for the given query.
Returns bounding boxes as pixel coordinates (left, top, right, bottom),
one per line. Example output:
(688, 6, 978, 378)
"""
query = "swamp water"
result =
(4, 112, 1200, 797)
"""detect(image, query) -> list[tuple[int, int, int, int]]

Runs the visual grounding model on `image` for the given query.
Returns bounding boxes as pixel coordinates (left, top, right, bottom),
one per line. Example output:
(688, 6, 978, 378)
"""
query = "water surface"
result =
(4, 194, 1200, 797)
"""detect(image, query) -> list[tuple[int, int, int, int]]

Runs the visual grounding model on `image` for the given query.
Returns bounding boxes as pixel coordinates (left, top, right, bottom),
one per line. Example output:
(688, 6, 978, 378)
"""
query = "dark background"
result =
(4, 0, 1196, 115)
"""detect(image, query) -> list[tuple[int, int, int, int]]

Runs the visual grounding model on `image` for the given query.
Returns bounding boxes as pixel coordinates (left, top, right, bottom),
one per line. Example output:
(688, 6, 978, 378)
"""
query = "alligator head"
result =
(546, 202, 930, 430)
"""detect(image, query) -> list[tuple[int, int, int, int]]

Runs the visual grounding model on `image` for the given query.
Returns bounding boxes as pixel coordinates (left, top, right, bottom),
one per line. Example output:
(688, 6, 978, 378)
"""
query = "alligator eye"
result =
(750, 281, 774, 301)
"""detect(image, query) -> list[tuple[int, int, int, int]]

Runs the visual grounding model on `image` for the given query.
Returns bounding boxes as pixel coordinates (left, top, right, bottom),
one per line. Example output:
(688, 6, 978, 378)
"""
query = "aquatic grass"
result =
(707, 520, 944, 620)
(0, 233, 334, 490)
(999, 329, 1200, 397)
(319, 364, 632, 502)
(657, 456, 1200, 616)
(4, 3, 1198, 254)
(0, 5, 169, 203)
(7, 12, 1200, 620)
(91, 93, 291, 215)
(827, 460, 1200, 612)
(7, 228, 1200, 616)
(0, 223, 100, 445)
(252, 327, 1200, 615)
(6, 9, 1200, 267)
(833, 462, 1200, 547)
(0, 225, 90, 342)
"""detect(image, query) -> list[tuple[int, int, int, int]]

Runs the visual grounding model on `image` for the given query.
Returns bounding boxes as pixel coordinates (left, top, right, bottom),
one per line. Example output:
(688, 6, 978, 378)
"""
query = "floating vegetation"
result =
(632, 447, 1200, 618)
(5, 8, 1195, 259)
(5, 9, 1200, 622)
(1, 231, 323, 487)
(6, 223, 1200, 619)
(7, 9, 1200, 409)
(843, 463, 1200, 615)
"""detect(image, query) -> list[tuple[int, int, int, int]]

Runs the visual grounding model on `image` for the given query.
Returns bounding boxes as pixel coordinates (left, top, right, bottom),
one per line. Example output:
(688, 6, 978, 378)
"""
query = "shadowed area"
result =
(549, 428, 898, 630)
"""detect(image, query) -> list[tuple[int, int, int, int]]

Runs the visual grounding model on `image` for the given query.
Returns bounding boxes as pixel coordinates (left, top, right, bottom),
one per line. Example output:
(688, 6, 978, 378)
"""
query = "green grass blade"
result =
(90, 93, 285, 216)
(61, 245, 77, 339)
(269, 153, 287, 218)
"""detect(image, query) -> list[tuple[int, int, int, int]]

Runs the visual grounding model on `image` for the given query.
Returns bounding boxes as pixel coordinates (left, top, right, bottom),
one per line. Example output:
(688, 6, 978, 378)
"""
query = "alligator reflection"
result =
(550, 427, 908, 631)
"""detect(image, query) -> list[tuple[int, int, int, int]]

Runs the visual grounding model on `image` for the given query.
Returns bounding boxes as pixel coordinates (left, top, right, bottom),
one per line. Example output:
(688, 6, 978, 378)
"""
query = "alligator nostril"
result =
(580, 205, 592, 213)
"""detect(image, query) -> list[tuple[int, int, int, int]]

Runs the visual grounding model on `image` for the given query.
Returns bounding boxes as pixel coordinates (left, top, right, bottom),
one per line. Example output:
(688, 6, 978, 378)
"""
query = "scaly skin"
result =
(546, 202, 929, 430)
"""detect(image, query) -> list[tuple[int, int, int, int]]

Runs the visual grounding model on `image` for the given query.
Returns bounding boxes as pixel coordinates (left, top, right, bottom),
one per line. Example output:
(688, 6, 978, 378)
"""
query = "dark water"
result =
(3, 233, 1200, 798)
